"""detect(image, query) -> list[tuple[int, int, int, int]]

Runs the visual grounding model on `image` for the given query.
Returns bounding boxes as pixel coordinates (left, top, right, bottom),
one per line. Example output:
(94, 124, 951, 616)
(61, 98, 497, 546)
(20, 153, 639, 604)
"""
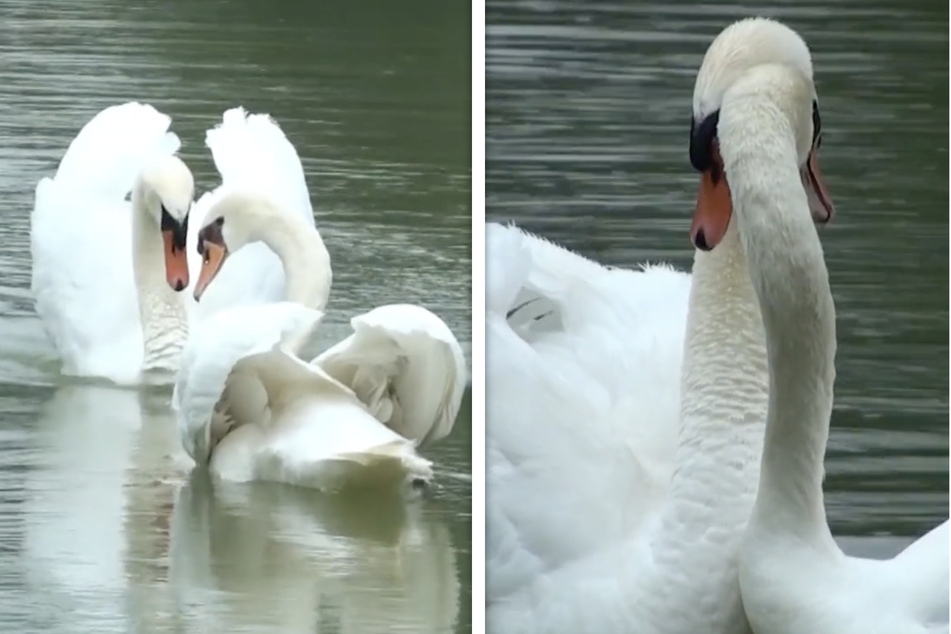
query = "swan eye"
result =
(160, 206, 173, 230)
(689, 110, 720, 173)
(215, 216, 224, 227)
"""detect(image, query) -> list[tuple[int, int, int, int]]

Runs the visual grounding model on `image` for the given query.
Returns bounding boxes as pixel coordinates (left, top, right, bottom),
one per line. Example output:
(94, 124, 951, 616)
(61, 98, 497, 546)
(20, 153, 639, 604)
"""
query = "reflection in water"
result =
(168, 477, 458, 633)
(0, 0, 471, 630)
(16, 386, 459, 633)
(21, 386, 184, 630)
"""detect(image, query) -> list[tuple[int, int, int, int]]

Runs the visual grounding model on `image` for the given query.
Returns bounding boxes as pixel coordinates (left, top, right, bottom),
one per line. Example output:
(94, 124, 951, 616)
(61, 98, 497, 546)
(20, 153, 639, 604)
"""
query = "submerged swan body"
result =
(31, 103, 314, 385)
(486, 18, 836, 634)
(175, 192, 465, 492)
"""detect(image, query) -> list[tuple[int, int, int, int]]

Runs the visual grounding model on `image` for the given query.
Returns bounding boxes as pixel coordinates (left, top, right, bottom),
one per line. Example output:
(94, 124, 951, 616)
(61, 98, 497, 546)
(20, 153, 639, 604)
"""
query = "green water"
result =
(0, 0, 471, 632)
(487, 0, 948, 540)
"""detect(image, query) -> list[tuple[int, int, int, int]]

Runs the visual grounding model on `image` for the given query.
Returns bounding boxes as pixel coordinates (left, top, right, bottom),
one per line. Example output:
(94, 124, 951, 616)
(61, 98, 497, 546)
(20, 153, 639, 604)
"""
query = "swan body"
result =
(176, 302, 433, 492)
(486, 17, 847, 634)
(31, 103, 315, 385)
(176, 191, 464, 490)
(706, 27, 951, 634)
(31, 103, 191, 384)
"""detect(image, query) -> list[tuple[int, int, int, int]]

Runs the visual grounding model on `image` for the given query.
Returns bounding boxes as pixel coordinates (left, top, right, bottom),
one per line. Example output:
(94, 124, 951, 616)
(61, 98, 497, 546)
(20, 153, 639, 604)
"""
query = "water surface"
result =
(0, 0, 471, 631)
(487, 0, 948, 539)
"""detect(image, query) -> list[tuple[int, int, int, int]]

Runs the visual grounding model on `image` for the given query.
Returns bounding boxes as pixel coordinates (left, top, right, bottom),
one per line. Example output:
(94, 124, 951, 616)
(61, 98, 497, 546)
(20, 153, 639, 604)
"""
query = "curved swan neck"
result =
(651, 213, 769, 618)
(719, 82, 836, 538)
(234, 199, 332, 312)
(674, 223, 769, 492)
(131, 176, 188, 372)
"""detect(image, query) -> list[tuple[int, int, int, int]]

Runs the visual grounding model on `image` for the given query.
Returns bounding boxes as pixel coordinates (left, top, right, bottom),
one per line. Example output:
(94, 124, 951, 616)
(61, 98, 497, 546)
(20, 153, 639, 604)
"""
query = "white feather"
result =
(31, 102, 179, 384)
(314, 303, 467, 446)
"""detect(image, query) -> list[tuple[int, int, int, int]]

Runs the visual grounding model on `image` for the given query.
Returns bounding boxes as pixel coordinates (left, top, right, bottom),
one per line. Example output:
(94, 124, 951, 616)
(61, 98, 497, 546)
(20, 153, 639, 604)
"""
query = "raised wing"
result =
(314, 304, 467, 446)
(31, 102, 180, 383)
(188, 107, 317, 316)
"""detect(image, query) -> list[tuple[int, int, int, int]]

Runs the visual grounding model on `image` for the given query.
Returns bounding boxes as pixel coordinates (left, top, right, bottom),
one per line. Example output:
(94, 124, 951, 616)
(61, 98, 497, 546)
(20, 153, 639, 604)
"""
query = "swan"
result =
(712, 32, 951, 634)
(30, 103, 315, 385)
(31, 103, 192, 383)
(486, 18, 834, 634)
(175, 191, 465, 492)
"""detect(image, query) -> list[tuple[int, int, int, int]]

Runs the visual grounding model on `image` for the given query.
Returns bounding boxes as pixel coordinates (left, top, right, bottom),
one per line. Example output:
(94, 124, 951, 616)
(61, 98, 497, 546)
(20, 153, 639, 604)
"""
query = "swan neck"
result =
(647, 206, 768, 627)
(251, 207, 331, 313)
(720, 97, 836, 538)
(662, 222, 769, 525)
(131, 176, 188, 372)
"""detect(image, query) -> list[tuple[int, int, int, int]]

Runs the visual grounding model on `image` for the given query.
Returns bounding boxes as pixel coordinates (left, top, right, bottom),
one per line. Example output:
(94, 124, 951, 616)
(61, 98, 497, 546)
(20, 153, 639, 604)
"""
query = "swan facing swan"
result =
(176, 191, 465, 493)
(31, 103, 316, 385)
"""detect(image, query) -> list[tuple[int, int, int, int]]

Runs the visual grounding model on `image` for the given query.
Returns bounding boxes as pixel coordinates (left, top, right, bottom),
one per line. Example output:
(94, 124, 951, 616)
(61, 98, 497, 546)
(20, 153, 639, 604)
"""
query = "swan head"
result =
(139, 155, 195, 291)
(688, 18, 835, 251)
(192, 191, 271, 301)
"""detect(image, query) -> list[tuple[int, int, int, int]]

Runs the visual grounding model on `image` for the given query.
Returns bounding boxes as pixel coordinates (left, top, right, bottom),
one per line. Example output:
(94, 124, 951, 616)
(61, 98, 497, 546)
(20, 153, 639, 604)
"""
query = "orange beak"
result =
(690, 163, 733, 252)
(193, 242, 228, 301)
(162, 229, 190, 291)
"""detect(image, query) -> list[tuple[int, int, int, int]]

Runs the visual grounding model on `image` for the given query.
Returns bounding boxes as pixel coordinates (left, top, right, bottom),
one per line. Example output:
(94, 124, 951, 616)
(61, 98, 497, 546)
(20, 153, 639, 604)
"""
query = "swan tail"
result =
(203, 107, 314, 225)
(51, 102, 180, 199)
(313, 304, 467, 446)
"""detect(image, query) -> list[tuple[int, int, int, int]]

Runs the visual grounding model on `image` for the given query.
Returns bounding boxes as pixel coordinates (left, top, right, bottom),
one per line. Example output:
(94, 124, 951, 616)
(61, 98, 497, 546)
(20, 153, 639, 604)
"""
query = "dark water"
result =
(487, 0, 948, 538)
(0, 0, 471, 632)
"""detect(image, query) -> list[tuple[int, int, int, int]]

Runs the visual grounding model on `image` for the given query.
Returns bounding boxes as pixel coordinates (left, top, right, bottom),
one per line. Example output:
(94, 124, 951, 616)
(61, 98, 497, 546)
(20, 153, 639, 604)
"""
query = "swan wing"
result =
(313, 304, 467, 446)
(175, 302, 431, 490)
(485, 224, 692, 612)
(175, 301, 324, 464)
(888, 518, 950, 627)
(31, 102, 180, 384)
(188, 107, 316, 316)
(220, 350, 434, 492)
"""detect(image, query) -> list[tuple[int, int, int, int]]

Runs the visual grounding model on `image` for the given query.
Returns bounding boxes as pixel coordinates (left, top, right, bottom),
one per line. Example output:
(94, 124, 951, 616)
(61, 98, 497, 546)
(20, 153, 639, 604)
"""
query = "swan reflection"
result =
(20, 385, 459, 634)
(168, 474, 460, 633)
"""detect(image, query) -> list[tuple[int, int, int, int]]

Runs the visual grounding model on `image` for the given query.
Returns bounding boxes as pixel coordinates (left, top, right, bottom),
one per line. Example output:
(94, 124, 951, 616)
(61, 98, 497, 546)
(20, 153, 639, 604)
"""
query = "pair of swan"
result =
(31, 102, 314, 385)
(486, 17, 948, 634)
(174, 191, 465, 491)
(32, 103, 466, 492)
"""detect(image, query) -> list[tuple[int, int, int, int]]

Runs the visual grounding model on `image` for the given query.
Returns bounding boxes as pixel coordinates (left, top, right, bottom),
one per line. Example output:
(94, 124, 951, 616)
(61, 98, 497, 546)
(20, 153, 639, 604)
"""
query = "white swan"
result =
(32, 103, 192, 384)
(175, 192, 465, 492)
(712, 32, 951, 634)
(486, 18, 835, 634)
(31, 103, 315, 385)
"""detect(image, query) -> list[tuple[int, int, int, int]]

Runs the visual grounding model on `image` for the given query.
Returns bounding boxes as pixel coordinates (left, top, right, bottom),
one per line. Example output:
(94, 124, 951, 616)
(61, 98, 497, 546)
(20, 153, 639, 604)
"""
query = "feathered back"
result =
(175, 302, 323, 465)
(53, 102, 180, 199)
